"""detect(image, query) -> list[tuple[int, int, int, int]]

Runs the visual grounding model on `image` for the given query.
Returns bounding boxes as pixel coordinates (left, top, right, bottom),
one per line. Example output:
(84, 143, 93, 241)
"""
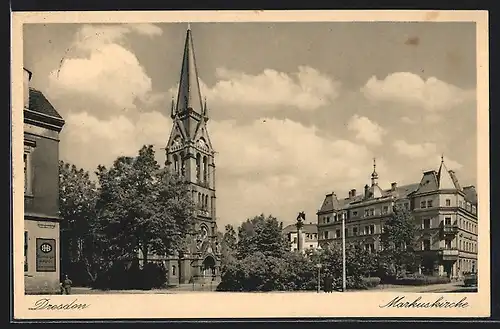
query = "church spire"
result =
(371, 157, 379, 186)
(175, 24, 203, 115)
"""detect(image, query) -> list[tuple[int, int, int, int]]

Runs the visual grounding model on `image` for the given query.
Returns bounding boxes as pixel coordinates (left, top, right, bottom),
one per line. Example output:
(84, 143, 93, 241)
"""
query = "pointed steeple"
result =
(175, 24, 204, 115)
(437, 155, 456, 190)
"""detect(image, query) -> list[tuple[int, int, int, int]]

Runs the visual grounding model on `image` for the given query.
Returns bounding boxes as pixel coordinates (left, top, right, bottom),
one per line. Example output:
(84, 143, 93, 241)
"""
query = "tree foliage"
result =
(59, 161, 100, 284)
(94, 145, 196, 264)
(379, 204, 420, 278)
(236, 214, 290, 259)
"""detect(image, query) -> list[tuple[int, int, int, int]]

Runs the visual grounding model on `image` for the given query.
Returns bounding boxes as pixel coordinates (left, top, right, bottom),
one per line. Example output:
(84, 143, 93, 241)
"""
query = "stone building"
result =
(23, 68, 65, 294)
(282, 223, 319, 252)
(317, 158, 478, 279)
(162, 26, 220, 285)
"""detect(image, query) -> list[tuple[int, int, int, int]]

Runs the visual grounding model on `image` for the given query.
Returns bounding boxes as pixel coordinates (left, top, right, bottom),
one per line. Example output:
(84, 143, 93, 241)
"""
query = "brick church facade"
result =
(161, 26, 221, 285)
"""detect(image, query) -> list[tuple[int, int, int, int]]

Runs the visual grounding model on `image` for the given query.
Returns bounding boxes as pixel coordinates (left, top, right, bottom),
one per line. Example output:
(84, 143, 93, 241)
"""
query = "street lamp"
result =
(316, 263, 322, 293)
(342, 211, 347, 292)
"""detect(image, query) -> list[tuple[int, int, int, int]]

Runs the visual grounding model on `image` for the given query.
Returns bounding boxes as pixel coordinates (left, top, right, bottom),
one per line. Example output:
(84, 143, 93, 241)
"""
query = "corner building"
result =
(163, 26, 220, 285)
(23, 68, 65, 294)
(317, 158, 478, 279)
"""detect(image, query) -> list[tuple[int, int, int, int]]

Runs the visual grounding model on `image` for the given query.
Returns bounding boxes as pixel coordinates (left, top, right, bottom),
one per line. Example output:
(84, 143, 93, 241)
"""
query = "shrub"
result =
(361, 276, 381, 288)
(394, 275, 450, 286)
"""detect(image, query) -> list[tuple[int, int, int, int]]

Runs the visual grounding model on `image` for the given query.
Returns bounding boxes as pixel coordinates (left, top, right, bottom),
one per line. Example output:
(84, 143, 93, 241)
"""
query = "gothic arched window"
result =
(173, 154, 179, 173)
(180, 152, 186, 176)
(196, 153, 201, 181)
(203, 156, 208, 182)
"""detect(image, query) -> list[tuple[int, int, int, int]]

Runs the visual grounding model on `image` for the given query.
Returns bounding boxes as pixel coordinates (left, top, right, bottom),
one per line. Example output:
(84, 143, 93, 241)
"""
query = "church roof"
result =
(175, 26, 204, 115)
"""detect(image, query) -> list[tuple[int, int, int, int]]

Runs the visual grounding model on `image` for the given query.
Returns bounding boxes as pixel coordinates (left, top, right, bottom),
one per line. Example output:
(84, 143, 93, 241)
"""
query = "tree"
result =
(236, 214, 290, 259)
(220, 224, 237, 266)
(379, 204, 420, 278)
(59, 161, 100, 284)
(94, 145, 196, 267)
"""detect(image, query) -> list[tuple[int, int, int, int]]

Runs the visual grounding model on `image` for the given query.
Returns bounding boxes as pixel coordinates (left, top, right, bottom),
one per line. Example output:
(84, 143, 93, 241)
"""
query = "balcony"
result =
(438, 248, 459, 261)
(441, 224, 458, 236)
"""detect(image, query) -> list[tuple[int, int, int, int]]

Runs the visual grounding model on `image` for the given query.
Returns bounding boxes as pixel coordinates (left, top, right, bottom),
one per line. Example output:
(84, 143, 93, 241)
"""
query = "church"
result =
(161, 26, 221, 285)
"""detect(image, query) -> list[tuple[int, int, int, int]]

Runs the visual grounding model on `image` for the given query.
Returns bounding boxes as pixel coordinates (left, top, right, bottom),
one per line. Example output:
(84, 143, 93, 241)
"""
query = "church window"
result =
(203, 156, 208, 182)
(196, 153, 201, 181)
(445, 199, 451, 206)
(173, 154, 179, 173)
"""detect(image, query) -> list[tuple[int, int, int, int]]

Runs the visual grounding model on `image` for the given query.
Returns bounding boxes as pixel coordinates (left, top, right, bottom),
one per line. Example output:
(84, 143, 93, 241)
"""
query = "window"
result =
(459, 240, 462, 250)
(445, 199, 451, 207)
(336, 229, 341, 238)
(369, 208, 374, 216)
(24, 231, 28, 272)
(364, 226, 369, 235)
(23, 151, 34, 195)
(309, 245, 313, 248)
(364, 209, 369, 217)
(369, 225, 375, 235)
(445, 217, 452, 226)
(333, 213, 337, 222)
(323, 231, 328, 239)
(365, 244, 375, 253)
(445, 240, 452, 249)
(421, 201, 426, 208)
(423, 218, 431, 229)
(352, 211, 358, 217)
(172, 265, 176, 276)
(472, 206, 477, 214)
(293, 237, 297, 243)
(427, 200, 433, 208)
(404, 202, 410, 210)
(344, 228, 348, 237)
(353, 227, 358, 236)
(422, 239, 431, 251)
(196, 153, 201, 180)
(382, 206, 389, 214)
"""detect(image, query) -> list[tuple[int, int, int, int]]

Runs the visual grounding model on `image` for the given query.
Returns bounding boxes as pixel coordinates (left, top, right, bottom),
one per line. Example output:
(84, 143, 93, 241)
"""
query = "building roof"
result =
(28, 88, 63, 120)
(282, 223, 318, 234)
(25, 87, 65, 132)
(463, 185, 478, 205)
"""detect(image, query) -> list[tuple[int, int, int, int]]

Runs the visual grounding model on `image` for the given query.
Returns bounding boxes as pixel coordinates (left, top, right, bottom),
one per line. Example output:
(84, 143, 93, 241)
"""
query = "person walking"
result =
(62, 274, 73, 295)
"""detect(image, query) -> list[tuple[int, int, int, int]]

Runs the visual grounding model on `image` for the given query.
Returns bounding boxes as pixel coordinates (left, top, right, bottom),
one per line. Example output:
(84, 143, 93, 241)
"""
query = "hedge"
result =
(394, 275, 450, 286)
(361, 276, 381, 288)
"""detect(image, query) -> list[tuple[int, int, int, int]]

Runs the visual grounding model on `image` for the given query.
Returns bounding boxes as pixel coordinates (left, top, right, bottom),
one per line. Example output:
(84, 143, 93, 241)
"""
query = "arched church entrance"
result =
(201, 256, 216, 277)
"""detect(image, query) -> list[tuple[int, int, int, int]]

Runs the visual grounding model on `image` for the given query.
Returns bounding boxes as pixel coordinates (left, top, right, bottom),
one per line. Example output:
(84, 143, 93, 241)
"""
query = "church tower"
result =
(165, 25, 220, 285)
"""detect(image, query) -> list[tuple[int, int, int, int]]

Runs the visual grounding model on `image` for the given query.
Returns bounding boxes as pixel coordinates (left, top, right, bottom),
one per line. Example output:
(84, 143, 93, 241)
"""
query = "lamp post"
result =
(342, 211, 347, 292)
(316, 263, 322, 293)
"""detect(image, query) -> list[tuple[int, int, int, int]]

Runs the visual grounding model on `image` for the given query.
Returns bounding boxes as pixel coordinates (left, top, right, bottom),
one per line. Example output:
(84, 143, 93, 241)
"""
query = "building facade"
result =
(282, 223, 319, 252)
(317, 158, 478, 280)
(23, 68, 66, 294)
(162, 26, 221, 285)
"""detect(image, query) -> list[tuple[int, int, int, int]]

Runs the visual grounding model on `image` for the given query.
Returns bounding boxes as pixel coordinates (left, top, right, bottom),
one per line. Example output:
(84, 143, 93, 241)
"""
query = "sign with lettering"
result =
(36, 238, 56, 272)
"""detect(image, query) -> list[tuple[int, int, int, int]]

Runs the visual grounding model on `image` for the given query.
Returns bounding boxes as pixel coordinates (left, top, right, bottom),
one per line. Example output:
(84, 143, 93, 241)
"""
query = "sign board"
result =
(36, 238, 56, 272)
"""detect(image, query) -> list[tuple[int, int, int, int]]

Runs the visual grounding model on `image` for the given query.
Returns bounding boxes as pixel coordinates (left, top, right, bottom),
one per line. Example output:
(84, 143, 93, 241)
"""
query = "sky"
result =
(23, 22, 477, 229)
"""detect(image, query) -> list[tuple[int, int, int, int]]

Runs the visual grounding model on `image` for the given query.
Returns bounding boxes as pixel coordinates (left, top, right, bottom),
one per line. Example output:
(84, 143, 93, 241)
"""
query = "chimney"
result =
(351, 189, 356, 197)
(23, 68, 32, 110)
(391, 182, 397, 191)
(364, 184, 369, 197)
(348, 190, 352, 198)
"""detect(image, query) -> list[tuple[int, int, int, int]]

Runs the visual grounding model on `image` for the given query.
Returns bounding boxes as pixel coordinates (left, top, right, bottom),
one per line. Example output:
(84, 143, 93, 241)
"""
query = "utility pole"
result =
(342, 211, 347, 292)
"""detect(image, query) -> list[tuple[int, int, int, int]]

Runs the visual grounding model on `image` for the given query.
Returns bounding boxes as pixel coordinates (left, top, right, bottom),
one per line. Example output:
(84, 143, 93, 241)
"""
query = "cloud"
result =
(347, 115, 386, 145)
(361, 72, 475, 112)
(169, 66, 341, 112)
(208, 118, 382, 226)
(400, 116, 417, 124)
(47, 24, 163, 113)
(60, 111, 171, 171)
(392, 139, 462, 170)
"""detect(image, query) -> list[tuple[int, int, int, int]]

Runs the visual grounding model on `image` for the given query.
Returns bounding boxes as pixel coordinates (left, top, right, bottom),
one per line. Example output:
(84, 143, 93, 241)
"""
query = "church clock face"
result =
(173, 136, 182, 147)
(198, 138, 206, 149)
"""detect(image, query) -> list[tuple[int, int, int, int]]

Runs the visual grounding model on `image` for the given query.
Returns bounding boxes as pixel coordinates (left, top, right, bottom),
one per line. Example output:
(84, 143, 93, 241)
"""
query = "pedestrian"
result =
(62, 274, 73, 295)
